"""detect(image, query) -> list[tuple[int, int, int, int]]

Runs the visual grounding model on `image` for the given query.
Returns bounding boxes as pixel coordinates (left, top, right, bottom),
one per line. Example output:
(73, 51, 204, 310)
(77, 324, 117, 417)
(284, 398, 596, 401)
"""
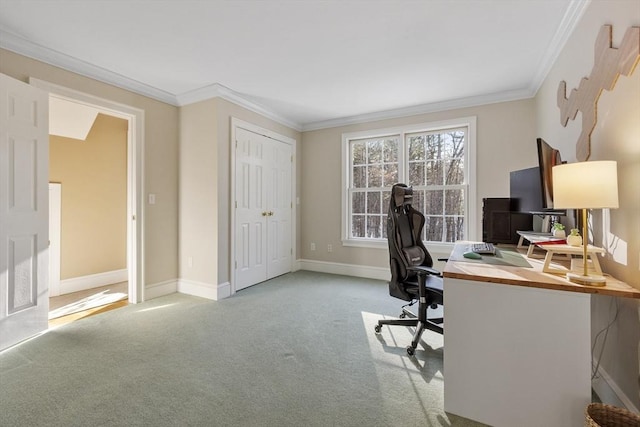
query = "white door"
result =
(235, 127, 292, 291)
(0, 73, 50, 351)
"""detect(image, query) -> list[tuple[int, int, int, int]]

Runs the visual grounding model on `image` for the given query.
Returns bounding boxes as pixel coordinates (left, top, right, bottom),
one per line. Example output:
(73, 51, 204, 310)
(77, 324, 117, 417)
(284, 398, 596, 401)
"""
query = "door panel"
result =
(267, 142, 292, 278)
(0, 73, 49, 351)
(235, 128, 268, 290)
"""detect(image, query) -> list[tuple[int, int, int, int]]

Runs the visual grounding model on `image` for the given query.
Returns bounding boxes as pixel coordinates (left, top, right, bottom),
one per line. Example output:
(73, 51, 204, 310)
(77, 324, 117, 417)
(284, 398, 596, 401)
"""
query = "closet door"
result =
(234, 127, 292, 291)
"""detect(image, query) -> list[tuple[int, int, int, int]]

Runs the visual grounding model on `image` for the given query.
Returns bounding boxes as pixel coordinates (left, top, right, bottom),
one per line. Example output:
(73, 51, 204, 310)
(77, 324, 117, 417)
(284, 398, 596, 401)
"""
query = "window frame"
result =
(341, 117, 477, 252)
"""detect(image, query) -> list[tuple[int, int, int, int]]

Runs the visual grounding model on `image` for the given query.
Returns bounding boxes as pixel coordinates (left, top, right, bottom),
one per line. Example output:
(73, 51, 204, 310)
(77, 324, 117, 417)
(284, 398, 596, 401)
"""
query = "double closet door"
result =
(235, 127, 292, 291)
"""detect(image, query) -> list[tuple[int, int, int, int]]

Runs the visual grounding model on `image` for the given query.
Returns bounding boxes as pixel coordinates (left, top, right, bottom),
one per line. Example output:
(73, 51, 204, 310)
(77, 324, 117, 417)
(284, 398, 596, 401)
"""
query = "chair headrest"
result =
(392, 184, 413, 208)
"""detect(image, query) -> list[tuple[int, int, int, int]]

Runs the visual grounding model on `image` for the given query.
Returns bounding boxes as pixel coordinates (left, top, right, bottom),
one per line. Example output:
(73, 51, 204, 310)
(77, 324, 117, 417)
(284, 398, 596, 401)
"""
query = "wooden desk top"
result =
(443, 242, 640, 299)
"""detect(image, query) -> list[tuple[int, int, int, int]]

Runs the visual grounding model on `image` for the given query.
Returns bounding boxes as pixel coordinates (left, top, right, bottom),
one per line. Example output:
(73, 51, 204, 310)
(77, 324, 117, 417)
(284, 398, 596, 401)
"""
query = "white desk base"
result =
(444, 278, 591, 427)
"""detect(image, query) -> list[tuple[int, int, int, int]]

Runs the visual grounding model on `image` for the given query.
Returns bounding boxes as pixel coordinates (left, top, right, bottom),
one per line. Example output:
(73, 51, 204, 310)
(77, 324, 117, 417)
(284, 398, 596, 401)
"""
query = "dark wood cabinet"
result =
(482, 198, 532, 244)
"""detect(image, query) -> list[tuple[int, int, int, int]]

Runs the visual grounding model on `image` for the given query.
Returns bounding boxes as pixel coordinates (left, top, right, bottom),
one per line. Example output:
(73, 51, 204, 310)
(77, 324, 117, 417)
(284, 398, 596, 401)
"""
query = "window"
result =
(342, 117, 476, 249)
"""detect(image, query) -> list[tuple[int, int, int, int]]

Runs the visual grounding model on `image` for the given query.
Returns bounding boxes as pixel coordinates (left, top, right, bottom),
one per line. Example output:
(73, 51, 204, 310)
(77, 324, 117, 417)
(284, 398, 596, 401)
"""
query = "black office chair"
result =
(374, 183, 444, 356)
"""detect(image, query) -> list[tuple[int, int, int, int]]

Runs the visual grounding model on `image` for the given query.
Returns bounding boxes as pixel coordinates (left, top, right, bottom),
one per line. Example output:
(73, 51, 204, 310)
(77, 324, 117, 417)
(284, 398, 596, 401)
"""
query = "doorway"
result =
(30, 78, 145, 308)
(47, 112, 130, 325)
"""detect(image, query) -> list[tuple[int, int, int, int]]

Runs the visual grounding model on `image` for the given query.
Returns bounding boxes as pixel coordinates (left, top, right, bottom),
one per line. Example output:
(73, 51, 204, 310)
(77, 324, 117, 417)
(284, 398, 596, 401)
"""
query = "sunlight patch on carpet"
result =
(48, 291, 128, 320)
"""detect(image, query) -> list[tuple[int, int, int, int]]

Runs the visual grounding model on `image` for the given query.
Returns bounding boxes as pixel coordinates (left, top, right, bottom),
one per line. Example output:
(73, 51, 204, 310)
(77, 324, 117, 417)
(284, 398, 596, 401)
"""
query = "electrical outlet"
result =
(310, 242, 316, 251)
(327, 244, 333, 252)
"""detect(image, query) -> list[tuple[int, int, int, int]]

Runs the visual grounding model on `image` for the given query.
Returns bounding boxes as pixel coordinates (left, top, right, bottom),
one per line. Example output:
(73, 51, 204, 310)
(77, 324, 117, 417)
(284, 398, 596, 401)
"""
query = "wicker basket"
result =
(585, 403, 640, 427)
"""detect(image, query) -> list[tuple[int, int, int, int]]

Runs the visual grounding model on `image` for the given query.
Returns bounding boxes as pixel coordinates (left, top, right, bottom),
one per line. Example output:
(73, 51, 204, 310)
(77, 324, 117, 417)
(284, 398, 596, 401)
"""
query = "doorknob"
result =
(268, 211, 274, 216)
(261, 212, 268, 216)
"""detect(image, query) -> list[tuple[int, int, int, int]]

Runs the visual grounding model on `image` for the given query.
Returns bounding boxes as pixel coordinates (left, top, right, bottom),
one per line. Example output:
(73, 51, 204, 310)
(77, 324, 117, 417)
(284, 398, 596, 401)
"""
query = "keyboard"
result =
(471, 242, 496, 255)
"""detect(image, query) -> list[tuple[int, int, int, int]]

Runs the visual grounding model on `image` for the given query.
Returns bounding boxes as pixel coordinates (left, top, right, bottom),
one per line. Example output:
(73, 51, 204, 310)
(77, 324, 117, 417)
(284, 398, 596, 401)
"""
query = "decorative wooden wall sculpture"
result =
(557, 25, 640, 161)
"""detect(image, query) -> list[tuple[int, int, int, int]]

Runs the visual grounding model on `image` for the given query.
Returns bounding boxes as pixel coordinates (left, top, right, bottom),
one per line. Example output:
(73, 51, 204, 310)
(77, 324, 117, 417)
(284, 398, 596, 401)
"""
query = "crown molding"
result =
(0, 28, 178, 106)
(176, 83, 302, 131)
(301, 88, 534, 131)
(528, 0, 591, 94)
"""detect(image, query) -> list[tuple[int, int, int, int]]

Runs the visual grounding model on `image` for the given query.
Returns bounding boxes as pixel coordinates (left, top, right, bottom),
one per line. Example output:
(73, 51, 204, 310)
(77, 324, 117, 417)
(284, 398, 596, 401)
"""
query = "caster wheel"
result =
(406, 346, 415, 356)
(374, 325, 382, 333)
(399, 313, 406, 319)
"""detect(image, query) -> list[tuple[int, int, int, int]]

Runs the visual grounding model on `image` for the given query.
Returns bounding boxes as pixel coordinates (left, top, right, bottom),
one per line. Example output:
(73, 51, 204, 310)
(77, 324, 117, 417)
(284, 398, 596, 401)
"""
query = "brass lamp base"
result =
(566, 272, 606, 287)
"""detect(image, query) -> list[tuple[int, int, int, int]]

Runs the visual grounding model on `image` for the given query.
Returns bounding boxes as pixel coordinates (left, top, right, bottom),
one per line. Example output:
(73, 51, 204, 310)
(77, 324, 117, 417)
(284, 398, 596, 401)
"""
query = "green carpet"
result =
(0, 271, 485, 427)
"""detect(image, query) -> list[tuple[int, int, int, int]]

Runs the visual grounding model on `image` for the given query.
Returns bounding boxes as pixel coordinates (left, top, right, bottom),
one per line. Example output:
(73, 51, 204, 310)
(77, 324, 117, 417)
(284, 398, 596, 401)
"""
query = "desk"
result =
(443, 242, 640, 427)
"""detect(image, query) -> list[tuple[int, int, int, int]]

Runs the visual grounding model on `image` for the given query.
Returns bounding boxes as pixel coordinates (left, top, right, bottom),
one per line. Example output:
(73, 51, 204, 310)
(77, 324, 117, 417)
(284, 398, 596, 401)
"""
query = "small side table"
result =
(537, 243, 606, 275)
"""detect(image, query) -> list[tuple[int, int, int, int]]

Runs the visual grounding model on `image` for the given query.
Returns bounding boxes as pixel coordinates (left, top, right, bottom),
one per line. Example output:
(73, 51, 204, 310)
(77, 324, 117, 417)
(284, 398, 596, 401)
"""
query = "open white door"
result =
(0, 73, 49, 351)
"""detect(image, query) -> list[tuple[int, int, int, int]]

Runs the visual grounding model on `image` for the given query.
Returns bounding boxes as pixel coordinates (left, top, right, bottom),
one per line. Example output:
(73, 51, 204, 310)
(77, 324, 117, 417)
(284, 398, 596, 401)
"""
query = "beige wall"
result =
(179, 99, 218, 285)
(535, 0, 640, 408)
(0, 48, 180, 287)
(50, 114, 127, 279)
(300, 99, 536, 267)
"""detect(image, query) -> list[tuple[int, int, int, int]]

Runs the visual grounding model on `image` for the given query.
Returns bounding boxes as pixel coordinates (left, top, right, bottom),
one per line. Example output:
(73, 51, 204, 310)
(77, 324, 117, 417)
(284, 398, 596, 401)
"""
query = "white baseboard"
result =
(144, 279, 177, 300)
(592, 365, 640, 413)
(59, 269, 128, 295)
(298, 259, 390, 281)
(177, 279, 230, 301)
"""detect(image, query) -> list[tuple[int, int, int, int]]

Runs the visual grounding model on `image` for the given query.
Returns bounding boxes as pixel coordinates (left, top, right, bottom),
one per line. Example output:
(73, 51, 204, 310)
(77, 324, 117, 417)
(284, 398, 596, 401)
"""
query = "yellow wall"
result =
(50, 114, 127, 279)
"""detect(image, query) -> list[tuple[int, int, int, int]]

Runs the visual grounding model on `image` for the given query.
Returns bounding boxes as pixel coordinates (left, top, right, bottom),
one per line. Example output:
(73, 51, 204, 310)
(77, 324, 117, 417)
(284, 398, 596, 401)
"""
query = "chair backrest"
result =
(387, 183, 434, 301)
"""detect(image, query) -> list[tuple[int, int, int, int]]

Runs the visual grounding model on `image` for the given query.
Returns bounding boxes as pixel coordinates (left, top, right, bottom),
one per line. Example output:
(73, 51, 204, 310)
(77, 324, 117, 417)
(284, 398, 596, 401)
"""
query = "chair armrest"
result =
(407, 265, 441, 277)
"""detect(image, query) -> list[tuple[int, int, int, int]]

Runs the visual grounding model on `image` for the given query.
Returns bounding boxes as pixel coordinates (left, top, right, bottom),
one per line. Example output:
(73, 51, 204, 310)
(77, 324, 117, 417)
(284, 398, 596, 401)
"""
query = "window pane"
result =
(383, 164, 398, 186)
(412, 190, 425, 214)
(424, 190, 443, 215)
(408, 136, 425, 161)
(368, 165, 382, 187)
(444, 131, 465, 158)
(382, 214, 389, 239)
(352, 215, 365, 238)
(384, 139, 398, 162)
(445, 216, 465, 242)
(409, 162, 424, 186)
(353, 166, 366, 188)
(367, 216, 382, 238)
(367, 191, 381, 214)
(445, 189, 464, 215)
(352, 142, 366, 165)
(445, 158, 464, 185)
(424, 216, 443, 242)
(352, 192, 365, 214)
(426, 134, 443, 160)
(368, 140, 383, 163)
(382, 190, 391, 212)
(426, 160, 443, 185)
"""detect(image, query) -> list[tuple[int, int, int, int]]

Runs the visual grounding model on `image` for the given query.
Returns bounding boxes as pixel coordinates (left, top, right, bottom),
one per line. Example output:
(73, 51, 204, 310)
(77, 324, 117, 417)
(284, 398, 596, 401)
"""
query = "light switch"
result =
(148, 193, 156, 205)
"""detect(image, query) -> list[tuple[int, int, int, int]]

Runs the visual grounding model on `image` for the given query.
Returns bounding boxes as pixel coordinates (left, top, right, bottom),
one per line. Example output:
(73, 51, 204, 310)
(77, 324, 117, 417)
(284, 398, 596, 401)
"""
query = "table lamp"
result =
(551, 161, 618, 286)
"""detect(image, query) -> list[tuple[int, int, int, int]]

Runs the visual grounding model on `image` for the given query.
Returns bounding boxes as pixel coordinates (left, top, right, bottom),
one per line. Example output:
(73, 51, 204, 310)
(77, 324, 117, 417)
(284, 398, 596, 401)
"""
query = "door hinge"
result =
(291, 155, 293, 162)
(235, 261, 237, 269)
(235, 201, 238, 208)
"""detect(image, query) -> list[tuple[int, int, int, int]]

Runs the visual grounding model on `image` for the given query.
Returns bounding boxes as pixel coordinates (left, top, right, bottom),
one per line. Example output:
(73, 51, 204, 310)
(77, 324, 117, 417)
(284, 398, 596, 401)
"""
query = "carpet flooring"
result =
(0, 271, 486, 427)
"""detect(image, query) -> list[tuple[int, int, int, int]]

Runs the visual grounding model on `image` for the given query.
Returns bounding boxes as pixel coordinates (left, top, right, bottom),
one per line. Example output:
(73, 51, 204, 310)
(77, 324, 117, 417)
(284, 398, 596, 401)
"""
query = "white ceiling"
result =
(0, 0, 588, 131)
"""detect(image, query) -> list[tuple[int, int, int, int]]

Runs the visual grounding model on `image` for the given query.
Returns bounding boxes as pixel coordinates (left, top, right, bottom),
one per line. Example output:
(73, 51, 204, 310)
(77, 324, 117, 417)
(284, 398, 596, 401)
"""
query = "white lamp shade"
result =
(552, 161, 619, 209)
